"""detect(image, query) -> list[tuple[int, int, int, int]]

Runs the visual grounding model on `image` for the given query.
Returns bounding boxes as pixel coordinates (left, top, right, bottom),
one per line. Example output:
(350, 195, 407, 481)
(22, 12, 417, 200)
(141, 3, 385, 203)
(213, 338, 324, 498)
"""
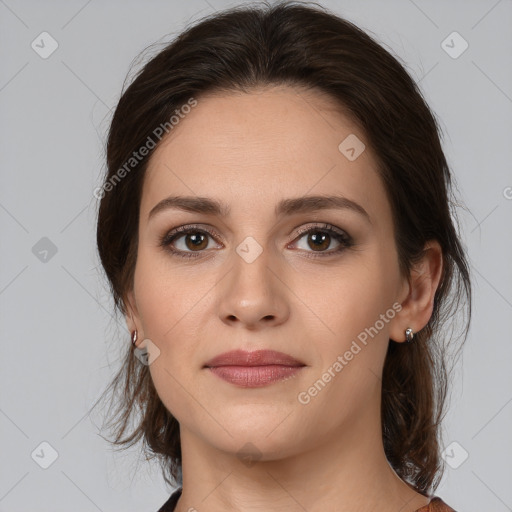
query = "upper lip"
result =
(204, 349, 305, 368)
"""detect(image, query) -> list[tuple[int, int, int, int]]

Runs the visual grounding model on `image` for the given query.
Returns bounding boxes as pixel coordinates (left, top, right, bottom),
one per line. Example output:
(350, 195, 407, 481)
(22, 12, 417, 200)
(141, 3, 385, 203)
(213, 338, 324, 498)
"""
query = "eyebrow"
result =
(148, 194, 371, 224)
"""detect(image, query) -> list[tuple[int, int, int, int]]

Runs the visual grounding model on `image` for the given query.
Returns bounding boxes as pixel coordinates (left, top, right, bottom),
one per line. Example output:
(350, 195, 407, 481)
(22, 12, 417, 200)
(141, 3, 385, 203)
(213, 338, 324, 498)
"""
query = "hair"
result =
(94, 0, 472, 497)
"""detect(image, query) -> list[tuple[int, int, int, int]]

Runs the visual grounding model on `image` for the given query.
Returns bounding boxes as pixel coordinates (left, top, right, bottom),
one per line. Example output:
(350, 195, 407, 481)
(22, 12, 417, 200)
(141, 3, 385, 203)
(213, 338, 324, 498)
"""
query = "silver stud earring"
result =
(131, 329, 138, 347)
(405, 328, 414, 343)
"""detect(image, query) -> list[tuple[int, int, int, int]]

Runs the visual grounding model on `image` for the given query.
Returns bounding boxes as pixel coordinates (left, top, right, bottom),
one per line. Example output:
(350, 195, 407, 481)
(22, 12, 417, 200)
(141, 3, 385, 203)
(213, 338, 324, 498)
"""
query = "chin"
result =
(202, 408, 305, 458)
(212, 431, 302, 464)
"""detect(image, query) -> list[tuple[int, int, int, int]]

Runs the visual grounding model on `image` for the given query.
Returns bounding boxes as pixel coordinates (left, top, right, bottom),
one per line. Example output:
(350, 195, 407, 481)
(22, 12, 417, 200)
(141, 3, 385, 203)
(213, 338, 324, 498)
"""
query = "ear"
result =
(389, 240, 444, 343)
(124, 289, 140, 336)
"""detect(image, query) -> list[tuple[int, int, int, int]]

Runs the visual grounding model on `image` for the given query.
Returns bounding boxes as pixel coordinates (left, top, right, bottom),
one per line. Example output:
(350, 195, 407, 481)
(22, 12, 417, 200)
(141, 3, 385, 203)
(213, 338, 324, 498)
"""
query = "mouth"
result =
(203, 349, 306, 388)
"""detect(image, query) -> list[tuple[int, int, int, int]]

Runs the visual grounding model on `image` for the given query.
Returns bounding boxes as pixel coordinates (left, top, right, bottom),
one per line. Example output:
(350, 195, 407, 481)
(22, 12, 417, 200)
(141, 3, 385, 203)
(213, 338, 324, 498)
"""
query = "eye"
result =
(159, 225, 221, 259)
(159, 223, 354, 260)
(290, 223, 353, 258)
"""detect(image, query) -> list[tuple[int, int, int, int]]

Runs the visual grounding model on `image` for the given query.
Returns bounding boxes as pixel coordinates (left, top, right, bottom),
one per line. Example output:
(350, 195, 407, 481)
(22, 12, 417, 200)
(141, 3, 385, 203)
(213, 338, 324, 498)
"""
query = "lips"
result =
(203, 349, 304, 368)
(203, 349, 306, 388)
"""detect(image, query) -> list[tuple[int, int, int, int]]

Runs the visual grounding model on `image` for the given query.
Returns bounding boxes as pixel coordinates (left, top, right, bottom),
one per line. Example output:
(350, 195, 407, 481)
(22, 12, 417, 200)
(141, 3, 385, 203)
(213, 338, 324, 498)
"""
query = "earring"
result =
(131, 329, 138, 347)
(405, 327, 414, 343)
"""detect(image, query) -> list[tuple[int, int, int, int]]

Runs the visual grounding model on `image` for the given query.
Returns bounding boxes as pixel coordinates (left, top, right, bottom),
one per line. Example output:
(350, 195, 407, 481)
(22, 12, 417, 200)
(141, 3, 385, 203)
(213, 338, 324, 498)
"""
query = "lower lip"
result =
(206, 365, 304, 388)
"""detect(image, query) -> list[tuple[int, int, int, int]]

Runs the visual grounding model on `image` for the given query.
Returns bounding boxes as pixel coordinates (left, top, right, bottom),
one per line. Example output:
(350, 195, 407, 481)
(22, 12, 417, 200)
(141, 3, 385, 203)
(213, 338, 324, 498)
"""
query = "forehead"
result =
(141, 85, 389, 226)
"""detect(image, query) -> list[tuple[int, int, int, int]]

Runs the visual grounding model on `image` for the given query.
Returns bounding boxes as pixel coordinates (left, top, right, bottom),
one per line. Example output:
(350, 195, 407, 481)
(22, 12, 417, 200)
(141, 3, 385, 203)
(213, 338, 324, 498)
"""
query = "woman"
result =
(95, 2, 471, 511)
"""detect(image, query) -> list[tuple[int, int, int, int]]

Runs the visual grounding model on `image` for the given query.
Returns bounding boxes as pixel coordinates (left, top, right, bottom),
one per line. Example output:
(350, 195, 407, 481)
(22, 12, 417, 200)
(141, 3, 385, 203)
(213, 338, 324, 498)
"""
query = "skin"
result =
(125, 85, 443, 512)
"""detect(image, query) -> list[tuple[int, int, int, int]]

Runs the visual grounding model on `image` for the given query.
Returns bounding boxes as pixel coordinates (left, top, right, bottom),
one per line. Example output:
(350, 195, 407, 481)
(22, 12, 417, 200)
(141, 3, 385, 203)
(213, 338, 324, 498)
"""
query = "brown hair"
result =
(94, 0, 472, 496)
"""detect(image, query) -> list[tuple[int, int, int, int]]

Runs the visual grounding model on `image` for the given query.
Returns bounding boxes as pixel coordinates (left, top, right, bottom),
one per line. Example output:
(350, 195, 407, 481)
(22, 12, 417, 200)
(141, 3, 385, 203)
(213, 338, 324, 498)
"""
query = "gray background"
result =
(1, 0, 511, 511)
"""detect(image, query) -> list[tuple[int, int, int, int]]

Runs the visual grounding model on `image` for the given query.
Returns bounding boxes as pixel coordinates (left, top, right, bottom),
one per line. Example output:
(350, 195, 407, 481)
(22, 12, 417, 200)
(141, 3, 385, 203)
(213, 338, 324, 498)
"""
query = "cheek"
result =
(132, 251, 203, 369)
(134, 246, 202, 330)
(296, 270, 395, 422)
(310, 262, 392, 340)
(133, 258, 204, 419)
(302, 255, 399, 392)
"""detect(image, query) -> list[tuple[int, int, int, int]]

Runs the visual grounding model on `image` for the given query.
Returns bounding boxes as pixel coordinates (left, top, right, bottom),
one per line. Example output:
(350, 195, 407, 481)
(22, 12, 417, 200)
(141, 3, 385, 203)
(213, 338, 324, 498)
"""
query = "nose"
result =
(217, 245, 290, 330)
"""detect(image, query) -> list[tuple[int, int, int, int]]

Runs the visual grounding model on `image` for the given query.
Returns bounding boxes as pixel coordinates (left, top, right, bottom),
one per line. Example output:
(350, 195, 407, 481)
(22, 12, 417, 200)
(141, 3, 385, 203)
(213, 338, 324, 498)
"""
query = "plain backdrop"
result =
(1, 1, 511, 511)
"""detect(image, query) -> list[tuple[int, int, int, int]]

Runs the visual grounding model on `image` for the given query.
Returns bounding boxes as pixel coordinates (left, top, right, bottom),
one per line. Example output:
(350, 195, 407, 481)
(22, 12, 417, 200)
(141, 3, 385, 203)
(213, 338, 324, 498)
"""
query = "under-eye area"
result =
(156, 221, 356, 260)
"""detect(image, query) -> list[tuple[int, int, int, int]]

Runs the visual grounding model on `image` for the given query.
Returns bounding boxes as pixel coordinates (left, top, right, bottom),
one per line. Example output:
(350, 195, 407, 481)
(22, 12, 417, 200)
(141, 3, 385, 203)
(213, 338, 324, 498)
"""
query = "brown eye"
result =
(180, 232, 209, 251)
(159, 226, 221, 259)
(292, 224, 353, 258)
(160, 223, 353, 260)
(305, 231, 331, 251)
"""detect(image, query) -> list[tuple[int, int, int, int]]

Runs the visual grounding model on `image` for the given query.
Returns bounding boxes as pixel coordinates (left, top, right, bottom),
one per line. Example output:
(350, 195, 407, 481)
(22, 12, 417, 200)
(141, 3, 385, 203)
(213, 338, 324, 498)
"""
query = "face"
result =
(127, 85, 408, 460)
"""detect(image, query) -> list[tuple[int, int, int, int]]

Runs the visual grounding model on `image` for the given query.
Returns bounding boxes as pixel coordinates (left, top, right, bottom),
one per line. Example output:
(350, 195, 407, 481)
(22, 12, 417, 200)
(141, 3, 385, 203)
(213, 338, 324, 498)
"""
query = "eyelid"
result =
(166, 223, 221, 239)
(292, 222, 349, 240)
(159, 222, 353, 258)
(163, 221, 348, 239)
(161, 222, 347, 243)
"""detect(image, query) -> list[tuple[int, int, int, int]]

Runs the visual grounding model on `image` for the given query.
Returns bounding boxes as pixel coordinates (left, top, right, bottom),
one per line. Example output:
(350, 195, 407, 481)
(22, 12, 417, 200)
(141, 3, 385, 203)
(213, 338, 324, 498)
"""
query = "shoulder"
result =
(415, 496, 458, 511)
(156, 487, 182, 512)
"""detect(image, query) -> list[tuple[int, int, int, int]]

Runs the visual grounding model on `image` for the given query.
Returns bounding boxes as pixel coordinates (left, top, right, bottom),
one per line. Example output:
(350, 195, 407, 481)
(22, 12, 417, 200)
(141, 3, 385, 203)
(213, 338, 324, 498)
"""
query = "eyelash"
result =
(158, 223, 354, 260)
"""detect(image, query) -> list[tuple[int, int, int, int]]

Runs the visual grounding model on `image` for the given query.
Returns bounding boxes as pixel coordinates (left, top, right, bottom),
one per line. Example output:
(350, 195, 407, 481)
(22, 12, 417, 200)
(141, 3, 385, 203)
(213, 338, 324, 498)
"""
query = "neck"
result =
(174, 402, 430, 512)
